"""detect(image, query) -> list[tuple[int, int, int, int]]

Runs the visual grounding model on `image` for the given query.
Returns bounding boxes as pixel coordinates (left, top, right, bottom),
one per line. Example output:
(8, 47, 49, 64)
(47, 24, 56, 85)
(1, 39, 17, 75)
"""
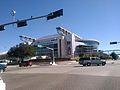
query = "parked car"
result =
(19, 60, 32, 67)
(79, 57, 106, 66)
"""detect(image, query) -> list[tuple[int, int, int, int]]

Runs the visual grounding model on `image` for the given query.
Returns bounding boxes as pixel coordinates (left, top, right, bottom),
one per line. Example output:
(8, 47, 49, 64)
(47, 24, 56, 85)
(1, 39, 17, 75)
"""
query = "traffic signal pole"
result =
(0, 9, 63, 31)
(0, 15, 47, 28)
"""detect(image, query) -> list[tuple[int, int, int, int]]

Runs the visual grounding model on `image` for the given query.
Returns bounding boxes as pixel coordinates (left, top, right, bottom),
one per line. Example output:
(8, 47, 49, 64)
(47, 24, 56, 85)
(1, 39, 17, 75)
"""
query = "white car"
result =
(0, 60, 7, 68)
(0, 78, 6, 90)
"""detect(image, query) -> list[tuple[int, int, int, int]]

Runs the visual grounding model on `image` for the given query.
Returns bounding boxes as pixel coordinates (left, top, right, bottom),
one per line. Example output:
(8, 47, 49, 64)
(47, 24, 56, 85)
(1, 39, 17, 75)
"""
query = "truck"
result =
(79, 57, 106, 66)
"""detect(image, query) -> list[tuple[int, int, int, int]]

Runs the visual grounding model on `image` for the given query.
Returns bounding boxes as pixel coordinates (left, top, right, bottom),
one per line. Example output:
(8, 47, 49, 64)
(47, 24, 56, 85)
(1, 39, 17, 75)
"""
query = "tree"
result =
(98, 50, 111, 59)
(0, 54, 8, 59)
(79, 53, 85, 58)
(110, 52, 119, 60)
(7, 44, 35, 62)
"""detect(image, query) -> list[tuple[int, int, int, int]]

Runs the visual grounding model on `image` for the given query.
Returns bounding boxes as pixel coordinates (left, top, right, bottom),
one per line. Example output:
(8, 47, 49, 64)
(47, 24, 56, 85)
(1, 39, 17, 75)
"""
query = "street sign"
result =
(34, 44, 44, 48)
(110, 42, 117, 45)
(37, 45, 43, 48)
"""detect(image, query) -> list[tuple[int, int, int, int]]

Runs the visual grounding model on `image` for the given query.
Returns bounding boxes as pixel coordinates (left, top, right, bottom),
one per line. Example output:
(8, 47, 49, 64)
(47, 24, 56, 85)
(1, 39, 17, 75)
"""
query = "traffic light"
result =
(47, 9, 63, 20)
(17, 20, 27, 27)
(110, 42, 117, 44)
(0, 25, 5, 31)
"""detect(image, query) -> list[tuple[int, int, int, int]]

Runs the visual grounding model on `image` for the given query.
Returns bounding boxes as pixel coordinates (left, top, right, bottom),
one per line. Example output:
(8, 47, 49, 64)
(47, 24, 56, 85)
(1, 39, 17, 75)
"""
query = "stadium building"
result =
(32, 27, 99, 58)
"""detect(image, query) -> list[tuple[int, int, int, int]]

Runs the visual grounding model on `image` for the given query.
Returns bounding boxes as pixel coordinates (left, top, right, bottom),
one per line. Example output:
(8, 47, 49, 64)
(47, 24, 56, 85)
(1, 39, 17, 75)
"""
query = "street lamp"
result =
(11, 10, 16, 21)
(34, 44, 57, 65)
(46, 47, 56, 65)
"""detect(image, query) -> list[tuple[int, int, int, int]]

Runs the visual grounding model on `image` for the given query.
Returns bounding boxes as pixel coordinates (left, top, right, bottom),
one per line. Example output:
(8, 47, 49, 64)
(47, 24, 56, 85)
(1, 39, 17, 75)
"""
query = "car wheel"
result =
(97, 64, 99, 66)
(87, 63, 91, 66)
(83, 64, 86, 66)
(3, 68, 6, 72)
(102, 62, 106, 66)
(19, 64, 22, 67)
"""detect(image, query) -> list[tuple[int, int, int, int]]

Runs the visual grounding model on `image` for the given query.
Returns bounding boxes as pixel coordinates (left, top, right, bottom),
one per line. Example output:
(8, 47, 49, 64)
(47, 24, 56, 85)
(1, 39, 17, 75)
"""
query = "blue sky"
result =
(0, 0, 120, 52)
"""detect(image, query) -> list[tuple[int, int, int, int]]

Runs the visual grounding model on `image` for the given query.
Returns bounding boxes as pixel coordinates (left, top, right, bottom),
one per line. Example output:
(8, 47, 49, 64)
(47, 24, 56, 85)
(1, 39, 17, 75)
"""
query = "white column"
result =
(71, 33, 76, 58)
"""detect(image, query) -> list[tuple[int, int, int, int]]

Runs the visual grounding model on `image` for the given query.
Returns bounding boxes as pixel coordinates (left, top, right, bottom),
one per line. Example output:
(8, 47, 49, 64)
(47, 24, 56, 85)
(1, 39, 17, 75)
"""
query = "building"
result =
(32, 27, 99, 58)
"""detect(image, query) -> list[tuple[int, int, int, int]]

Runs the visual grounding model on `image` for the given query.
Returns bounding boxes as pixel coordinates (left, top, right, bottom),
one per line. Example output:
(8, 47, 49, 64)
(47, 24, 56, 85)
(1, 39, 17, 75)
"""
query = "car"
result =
(0, 64, 6, 73)
(19, 60, 32, 67)
(0, 60, 7, 68)
(23, 60, 32, 67)
(79, 57, 106, 66)
(0, 77, 6, 90)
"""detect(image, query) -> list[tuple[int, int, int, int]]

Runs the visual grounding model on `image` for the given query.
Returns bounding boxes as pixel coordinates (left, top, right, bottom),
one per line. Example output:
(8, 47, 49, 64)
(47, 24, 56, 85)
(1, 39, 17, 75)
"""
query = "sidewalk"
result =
(7, 65, 18, 68)
(106, 60, 120, 64)
(56, 61, 78, 65)
(7, 64, 39, 68)
(33, 60, 78, 66)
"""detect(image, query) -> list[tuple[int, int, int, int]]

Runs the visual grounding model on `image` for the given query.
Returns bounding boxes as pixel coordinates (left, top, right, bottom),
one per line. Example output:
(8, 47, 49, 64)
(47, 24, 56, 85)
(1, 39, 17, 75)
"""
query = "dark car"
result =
(79, 57, 106, 66)
(19, 60, 32, 67)
(0, 64, 6, 73)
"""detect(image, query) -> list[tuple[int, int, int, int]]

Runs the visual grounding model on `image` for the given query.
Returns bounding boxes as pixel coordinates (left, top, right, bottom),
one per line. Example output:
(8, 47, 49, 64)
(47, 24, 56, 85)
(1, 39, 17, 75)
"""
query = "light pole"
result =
(46, 47, 56, 65)
(11, 10, 16, 21)
(34, 44, 57, 65)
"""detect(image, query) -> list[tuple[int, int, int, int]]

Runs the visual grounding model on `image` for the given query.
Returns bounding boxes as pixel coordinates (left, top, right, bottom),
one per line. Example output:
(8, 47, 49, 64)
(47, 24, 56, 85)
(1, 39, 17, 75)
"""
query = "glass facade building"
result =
(32, 27, 99, 58)
(75, 40, 99, 56)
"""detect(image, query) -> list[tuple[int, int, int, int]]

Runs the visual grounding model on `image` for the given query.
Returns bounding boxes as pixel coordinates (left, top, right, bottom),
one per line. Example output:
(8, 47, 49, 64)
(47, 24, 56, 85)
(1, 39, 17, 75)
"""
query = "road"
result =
(2, 60, 120, 90)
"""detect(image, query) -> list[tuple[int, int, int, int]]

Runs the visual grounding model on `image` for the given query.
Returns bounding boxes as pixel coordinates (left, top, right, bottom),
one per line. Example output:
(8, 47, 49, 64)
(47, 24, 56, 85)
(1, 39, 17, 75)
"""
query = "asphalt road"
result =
(2, 60, 120, 90)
